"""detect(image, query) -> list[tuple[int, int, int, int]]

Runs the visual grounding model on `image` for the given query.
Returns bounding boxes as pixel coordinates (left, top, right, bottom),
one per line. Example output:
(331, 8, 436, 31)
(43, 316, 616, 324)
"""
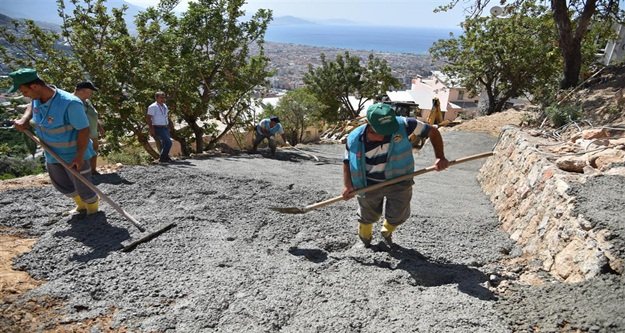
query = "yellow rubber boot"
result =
(85, 198, 99, 215)
(358, 223, 373, 248)
(71, 195, 86, 214)
(380, 219, 397, 245)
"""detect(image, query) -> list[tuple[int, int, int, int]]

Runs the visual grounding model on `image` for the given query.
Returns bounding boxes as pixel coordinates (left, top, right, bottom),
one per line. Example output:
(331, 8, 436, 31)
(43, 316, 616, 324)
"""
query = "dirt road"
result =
(1, 130, 623, 332)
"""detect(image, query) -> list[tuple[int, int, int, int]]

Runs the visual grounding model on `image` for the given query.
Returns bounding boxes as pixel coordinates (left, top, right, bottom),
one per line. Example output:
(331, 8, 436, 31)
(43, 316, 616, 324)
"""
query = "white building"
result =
(602, 24, 625, 65)
(385, 71, 478, 121)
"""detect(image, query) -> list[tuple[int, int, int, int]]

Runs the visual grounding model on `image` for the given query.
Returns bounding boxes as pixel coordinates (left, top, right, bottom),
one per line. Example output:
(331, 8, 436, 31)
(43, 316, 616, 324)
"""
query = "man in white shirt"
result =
(146, 91, 173, 162)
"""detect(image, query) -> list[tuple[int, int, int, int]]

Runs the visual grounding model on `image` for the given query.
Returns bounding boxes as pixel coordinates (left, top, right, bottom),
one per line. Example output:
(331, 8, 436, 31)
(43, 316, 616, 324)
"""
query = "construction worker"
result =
(342, 103, 448, 247)
(250, 115, 290, 155)
(427, 97, 443, 125)
(74, 81, 105, 175)
(146, 91, 173, 163)
(10, 68, 99, 215)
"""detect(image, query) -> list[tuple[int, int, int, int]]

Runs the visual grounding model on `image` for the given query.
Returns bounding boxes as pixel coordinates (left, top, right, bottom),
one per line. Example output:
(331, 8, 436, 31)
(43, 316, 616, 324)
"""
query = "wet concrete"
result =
(0, 131, 622, 332)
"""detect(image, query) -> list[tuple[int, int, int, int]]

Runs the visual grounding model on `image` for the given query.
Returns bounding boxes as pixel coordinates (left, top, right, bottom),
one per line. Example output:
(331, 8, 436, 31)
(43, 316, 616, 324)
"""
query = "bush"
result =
(544, 104, 582, 128)
(0, 156, 45, 180)
(105, 144, 151, 165)
(0, 130, 36, 157)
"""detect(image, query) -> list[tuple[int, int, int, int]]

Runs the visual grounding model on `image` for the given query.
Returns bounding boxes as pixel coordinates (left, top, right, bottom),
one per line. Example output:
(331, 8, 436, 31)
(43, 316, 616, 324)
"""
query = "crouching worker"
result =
(250, 115, 290, 155)
(10, 68, 99, 215)
(342, 103, 448, 247)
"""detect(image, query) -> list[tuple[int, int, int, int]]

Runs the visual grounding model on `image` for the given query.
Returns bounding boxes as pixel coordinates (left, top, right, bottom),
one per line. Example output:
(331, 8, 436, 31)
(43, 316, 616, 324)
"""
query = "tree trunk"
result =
(560, 44, 583, 89)
(135, 129, 159, 159)
(169, 125, 190, 157)
(184, 116, 205, 153)
(551, 0, 597, 89)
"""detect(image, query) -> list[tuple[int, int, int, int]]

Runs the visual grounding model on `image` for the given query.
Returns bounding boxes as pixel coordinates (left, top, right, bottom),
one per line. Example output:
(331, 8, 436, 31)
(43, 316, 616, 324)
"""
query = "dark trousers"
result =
(252, 129, 277, 154)
(154, 126, 172, 160)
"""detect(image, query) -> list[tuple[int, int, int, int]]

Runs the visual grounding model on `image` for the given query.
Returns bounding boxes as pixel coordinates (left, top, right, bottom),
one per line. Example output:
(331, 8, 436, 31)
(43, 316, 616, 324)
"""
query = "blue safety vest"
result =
(347, 116, 414, 189)
(32, 88, 95, 163)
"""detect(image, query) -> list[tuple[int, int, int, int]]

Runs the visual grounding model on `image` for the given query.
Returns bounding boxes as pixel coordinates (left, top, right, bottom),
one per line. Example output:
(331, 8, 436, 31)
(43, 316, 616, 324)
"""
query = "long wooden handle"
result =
(289, 146, 320, 161)
(302, 151, 494, 213)
(23, 130, 146, 231)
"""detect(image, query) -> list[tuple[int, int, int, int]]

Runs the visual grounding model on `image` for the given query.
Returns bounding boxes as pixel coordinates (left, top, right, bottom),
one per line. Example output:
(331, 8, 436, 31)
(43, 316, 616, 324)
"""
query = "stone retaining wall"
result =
(477, 126, 623, 283)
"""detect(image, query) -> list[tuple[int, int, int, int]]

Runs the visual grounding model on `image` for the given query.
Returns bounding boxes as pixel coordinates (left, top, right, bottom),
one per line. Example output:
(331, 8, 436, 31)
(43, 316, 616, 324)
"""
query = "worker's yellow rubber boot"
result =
(71, 195, 86, 214)
(380, 219, 397, 245)
(358, 223, 373, 248)
(85, 198, 99, 215)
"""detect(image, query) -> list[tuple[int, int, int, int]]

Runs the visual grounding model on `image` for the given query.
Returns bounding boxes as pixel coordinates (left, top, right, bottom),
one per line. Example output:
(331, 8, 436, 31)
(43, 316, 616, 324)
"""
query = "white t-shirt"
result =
(147, 102, 169, 126)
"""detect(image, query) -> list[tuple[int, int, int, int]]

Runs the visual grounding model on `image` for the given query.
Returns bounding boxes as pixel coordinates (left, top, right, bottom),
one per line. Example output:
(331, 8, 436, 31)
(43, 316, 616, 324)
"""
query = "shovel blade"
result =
(121, 222, 176, 252)
(269, 206, 307, 214)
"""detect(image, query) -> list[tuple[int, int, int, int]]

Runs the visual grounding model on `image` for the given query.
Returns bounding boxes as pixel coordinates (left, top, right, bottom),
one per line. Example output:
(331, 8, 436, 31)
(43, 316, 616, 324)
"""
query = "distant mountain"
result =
(271, 16, 317, 26)
(270, 16, 361, 26)
(316, 18, 361, 26)
(0, 0, 143, 29)
(0, 12, 11, 26)
(0, 13, 60, 32)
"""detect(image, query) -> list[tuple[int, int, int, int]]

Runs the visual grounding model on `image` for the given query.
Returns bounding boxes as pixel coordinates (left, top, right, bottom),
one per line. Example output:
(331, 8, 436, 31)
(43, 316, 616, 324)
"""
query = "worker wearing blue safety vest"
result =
(342, 103, 449, 247)
(10, 68, 99, 215)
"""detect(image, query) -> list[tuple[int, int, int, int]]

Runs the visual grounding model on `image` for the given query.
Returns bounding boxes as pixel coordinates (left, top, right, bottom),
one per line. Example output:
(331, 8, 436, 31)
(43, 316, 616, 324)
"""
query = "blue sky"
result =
(124, 0, 470, 28)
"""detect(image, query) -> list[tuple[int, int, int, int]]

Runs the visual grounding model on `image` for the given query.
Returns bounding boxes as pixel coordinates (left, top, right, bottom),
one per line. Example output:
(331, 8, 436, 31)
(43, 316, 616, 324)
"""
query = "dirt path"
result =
(0, 130, 623, 332)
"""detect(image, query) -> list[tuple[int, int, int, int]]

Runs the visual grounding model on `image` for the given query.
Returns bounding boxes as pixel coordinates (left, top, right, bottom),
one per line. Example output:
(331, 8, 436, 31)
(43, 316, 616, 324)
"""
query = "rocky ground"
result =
(1, 65, 624, 332)
(2, 131, 515, 332)
(1, 126, 623, 332)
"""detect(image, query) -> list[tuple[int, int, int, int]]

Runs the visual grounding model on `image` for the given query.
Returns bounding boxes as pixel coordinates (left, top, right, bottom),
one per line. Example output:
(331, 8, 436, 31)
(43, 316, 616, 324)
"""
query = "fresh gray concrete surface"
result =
(0, 131, 622, 332)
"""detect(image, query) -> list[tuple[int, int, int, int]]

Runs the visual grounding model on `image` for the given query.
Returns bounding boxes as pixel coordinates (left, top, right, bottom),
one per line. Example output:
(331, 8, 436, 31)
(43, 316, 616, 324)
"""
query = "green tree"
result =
(439, 0, 625, 88)
(271, 89, 324, 144)
(0, 0, 273, 158)
(0, 0, 157, 156)
(430, 3, 562, 115)
(135, 0, 273, 154)
(303, 52, 400, 121)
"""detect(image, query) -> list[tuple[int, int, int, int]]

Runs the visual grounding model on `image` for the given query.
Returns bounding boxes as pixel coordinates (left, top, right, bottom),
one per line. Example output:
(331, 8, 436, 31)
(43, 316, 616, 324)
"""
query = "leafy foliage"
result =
(303, 52, 401, 121)
(134, 0, 273, 153)
(430, 2, 562, 115)
(544, 103, 582, 127)
(438, 0, 625, 88)
(0, 0, 273, 158)
(269, 89, 324, 144)
(0, 156, 44, 180)
(104, 141, 152, 165)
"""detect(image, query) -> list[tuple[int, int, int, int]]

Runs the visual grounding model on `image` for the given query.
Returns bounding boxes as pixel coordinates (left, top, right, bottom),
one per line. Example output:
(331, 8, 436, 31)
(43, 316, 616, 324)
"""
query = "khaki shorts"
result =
(357, 180, 413, 226)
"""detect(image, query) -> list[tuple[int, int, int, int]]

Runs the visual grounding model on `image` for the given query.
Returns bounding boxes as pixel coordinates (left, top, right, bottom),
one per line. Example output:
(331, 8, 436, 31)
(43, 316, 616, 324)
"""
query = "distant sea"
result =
(265, 25, 462, 55)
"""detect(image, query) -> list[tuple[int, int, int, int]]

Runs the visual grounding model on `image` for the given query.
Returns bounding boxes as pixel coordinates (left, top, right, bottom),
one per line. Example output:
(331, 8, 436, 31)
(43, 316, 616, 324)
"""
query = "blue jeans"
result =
(154, 126, 172, 160)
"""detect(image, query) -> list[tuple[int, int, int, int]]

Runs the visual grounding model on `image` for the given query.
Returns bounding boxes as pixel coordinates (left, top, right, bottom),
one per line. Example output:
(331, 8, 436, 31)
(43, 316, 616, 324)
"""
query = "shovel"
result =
(270, 151, 494, 214)
(22, 129, 175, 252)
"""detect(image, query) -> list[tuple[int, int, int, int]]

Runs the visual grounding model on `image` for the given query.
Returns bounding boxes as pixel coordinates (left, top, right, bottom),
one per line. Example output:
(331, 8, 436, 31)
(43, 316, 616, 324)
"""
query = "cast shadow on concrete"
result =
(288, 247, 328, 263)
(247, 149, 307, 162)
(209, 149, 308, 162)
(53, 212, 131, 262)
(362, 243, 496, 301)
(159, 159, 194, 166)
(92, 172, 134, 186)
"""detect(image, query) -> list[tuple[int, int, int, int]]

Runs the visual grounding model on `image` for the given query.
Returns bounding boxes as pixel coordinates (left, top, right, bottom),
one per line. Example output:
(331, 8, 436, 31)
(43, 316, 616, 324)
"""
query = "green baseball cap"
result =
(7, 68, 40, 93)
(366, 103, 398, 135)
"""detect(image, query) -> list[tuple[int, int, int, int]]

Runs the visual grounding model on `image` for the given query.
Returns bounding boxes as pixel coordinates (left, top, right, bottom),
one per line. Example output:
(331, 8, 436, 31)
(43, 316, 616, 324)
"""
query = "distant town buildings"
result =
(385, 71, 478, 121)
(259, 42, 439, 91)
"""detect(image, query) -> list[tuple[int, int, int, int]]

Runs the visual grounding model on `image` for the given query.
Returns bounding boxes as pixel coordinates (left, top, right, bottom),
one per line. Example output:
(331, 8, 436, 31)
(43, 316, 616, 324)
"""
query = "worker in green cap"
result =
(9, 68, 99, 215)
(342, 102, 449, 247)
